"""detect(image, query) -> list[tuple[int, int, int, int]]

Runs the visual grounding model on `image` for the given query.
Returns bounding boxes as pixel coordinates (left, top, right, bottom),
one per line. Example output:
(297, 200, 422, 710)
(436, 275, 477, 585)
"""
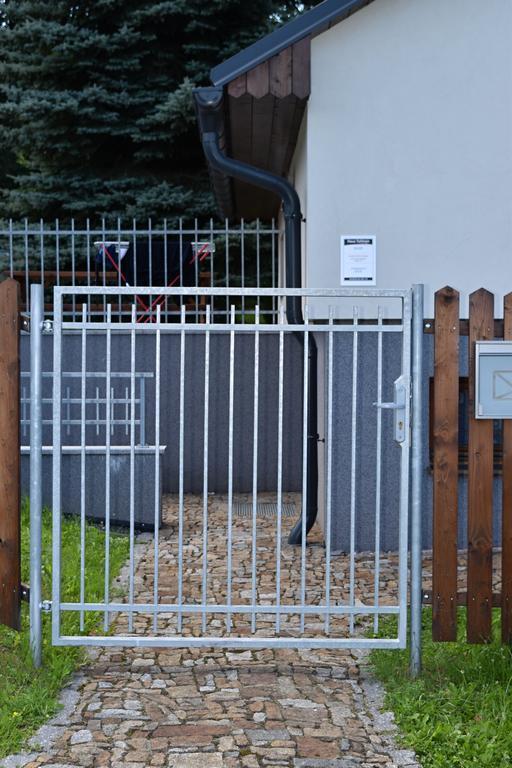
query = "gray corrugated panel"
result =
(210, 0, 376, 87)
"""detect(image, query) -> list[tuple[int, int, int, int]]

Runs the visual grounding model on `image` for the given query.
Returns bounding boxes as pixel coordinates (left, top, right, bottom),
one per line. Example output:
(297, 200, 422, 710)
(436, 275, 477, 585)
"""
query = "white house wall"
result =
(305, 0, 512, 318)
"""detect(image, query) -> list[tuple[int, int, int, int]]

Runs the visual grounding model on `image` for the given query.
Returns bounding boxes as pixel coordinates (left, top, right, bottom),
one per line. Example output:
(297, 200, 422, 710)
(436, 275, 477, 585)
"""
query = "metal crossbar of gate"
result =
(28, 283, 423, 662)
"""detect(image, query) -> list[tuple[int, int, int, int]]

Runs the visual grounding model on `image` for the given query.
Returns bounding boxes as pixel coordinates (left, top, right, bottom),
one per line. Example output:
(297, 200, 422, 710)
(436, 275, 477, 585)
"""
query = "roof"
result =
(201, 0, 377, 220)
(211, 0, 375, 87)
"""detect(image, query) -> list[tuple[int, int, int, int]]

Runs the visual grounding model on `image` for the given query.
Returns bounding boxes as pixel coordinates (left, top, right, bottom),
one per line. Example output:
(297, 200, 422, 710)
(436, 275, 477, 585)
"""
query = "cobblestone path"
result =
(2, 495, 421, 768)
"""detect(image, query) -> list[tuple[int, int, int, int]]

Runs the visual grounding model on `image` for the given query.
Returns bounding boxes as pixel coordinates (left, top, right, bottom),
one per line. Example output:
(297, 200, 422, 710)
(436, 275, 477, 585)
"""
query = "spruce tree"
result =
(0, 1, 320, 221)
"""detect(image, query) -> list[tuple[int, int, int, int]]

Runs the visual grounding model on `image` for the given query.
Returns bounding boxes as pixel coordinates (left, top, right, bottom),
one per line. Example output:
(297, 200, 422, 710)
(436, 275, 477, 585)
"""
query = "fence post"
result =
(467, 288, 494, 643)
(410, 284, 424, 677)
(502, 293, 512, 643)
(30, 284, 43, 667)
(432, 287, 459, 641)
(0, 279, 21, 631)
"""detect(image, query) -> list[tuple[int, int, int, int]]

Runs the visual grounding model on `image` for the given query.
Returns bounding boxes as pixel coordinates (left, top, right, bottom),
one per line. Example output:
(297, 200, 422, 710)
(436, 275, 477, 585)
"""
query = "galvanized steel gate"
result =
(28, 284, 424, 664)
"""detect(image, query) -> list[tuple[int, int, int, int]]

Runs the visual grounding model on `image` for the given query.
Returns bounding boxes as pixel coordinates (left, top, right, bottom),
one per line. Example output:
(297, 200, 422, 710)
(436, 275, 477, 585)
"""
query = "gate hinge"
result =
(40, 600, 52, 612)
(20, 313, 30, 332)
(41, 319, 53, 334)
(20, 583, 30, 603)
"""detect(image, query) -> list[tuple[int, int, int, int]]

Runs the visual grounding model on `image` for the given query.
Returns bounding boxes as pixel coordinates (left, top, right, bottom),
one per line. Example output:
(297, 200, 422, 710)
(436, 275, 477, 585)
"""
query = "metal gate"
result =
(28, 284, 423, 658)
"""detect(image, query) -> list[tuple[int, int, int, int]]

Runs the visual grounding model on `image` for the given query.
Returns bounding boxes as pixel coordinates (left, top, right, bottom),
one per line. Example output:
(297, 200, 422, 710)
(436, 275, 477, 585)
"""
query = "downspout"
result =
(194, 86, 317, 545)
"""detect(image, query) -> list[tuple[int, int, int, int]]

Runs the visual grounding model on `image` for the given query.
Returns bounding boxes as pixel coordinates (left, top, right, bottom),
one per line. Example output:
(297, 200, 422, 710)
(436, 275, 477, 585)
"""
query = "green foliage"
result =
(0, 0, 321, 221)
(0, 499, 129, 758)
(371, 609, 512, 768)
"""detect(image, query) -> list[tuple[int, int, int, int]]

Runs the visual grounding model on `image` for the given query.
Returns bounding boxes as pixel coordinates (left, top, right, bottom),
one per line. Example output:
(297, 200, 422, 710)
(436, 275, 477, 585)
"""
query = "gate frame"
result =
(27, 284, 424, 673)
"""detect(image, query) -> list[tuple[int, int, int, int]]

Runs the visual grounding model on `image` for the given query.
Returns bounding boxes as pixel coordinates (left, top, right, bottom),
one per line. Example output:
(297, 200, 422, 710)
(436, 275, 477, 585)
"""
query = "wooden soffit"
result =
(224, 37, 310, 221)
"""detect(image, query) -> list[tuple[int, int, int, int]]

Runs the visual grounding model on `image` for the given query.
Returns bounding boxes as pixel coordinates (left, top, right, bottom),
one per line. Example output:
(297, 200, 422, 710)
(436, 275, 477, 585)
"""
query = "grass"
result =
(370, 609, 512, 768)
(0, 499, 129, 758)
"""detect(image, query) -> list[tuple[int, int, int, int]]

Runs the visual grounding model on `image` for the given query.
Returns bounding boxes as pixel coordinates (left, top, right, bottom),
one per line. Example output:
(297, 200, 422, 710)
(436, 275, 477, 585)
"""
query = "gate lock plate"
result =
(373, 375, 408, 444)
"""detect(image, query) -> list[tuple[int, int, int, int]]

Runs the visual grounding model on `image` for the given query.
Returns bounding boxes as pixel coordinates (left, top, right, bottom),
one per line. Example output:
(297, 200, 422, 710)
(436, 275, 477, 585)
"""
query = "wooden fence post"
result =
(467, 288, 494, 643)
(502, 293, 512, 643)
(432, 287, 459, 641)
(0, 279, 21, 631)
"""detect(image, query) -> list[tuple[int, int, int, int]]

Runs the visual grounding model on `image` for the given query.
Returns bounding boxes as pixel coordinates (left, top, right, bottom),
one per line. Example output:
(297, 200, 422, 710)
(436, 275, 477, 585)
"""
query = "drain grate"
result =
(233, 501, 297, 518)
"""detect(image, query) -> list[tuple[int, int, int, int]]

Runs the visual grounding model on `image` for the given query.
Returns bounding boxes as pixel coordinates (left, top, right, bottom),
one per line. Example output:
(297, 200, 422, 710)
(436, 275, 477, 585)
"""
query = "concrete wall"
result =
(300, 0, 512, 318)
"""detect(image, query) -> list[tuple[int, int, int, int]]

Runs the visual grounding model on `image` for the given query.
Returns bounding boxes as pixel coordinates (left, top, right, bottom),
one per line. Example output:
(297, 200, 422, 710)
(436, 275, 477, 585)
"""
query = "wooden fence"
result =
(432, 286, 511, 644)
(0, 279, 21, 631)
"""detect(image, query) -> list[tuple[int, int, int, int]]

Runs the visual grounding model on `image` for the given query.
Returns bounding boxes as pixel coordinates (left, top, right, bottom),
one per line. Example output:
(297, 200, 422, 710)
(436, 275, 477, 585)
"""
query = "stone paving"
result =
(1, 494, 421, 768)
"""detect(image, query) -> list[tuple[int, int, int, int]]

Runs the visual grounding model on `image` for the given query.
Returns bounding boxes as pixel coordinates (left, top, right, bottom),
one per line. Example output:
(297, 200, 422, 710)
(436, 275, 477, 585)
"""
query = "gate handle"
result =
(372, 374, 408, 444)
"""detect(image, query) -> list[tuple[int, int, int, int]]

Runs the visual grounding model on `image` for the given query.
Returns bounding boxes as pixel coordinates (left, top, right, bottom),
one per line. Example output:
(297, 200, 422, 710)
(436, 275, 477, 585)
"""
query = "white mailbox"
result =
(475, 342, 512, 419)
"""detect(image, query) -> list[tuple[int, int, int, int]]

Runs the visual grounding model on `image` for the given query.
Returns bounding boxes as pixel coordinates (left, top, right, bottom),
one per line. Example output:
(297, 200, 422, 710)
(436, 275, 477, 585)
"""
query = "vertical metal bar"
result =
(66, 386, 71, 436)
(101, 218, 106, 319)
(241, 218, 245, 320)
(201, 305, 211, 634)
(52, 288, 63, 645)
(103, 304, 112, 632)
(24, 218, 29, 313)
(39, 219, 44, 308)
(256, 219, 261, 290)
(71, 218, 76, 320)
(194, 218, 199, 321)
(179, 218, 183, 317)
(153, 304, 161, 633)
(398, 291, 413, 649)
(30, 284, 43, 667)
(300, 303, 310, 633)
(54, 219, 60, 286)
(373, 306, 383, 634)
(8, 219, 13, 278)
(148, 218, 153, 318)
(324, 307, 334, 633)
(125, 386, 129, 436)
(226, 305, 235, 631)
(275, 303, 285, 633)
(177, 304, 186, 633)
(163, 218, 168, 321)
(128, 303, 136, 632)
(225, 219, 230, 318)
(132, 219, 138, 320)
(349, 307, 359, 634)
(22, 386, 27, 439)
(209, 217, 214, 320)
(410, 284, 424, 677)
(117, 217, 122, 320)
(79, 303, 87, 632)
(251, 304, 260, 633)
(86, 218, 91, 318)
(140, 377, 146, 446)
(271, 220, 276, 318)
(110, 386, 114, 437)
(96, 386, 100, 436)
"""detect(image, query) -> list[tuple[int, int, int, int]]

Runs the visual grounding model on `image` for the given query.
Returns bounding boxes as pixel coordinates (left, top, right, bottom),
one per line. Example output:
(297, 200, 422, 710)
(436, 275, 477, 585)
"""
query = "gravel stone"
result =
(1, 494, 424, 768)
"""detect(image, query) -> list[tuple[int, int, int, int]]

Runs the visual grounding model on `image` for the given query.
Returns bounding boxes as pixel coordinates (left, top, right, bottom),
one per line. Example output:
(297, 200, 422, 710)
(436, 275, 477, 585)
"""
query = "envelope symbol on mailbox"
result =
(493, 370, 512, 400)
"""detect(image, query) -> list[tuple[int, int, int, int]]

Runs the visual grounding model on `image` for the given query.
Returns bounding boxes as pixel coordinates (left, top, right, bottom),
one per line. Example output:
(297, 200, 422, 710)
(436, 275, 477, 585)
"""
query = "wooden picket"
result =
(502, 293, 512, 643)
(0, 279, 21, 631)
(432, 285, 512, 643)
(432, 287, 459, 641)
(467, 289, 494, 642)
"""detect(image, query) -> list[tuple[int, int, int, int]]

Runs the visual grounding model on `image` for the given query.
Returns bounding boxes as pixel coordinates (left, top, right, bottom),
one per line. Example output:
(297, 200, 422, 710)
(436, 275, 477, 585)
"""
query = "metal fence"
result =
(26, 283, 419, 656)
(0, 219, 280, 321)
(21, 371, 151, 445)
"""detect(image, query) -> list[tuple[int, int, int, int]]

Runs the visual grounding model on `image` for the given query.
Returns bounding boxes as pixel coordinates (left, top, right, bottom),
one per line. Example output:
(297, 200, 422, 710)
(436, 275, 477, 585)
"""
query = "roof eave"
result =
(211, 0, 374, 87)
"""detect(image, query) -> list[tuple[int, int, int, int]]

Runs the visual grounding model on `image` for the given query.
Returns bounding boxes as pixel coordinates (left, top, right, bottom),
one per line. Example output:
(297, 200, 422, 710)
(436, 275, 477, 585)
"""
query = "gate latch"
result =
(373, 375, 408, 444)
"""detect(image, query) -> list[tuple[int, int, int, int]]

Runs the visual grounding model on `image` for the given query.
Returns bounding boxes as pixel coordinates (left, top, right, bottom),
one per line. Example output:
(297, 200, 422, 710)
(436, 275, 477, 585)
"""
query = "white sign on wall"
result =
(340, 236, 376, 286)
